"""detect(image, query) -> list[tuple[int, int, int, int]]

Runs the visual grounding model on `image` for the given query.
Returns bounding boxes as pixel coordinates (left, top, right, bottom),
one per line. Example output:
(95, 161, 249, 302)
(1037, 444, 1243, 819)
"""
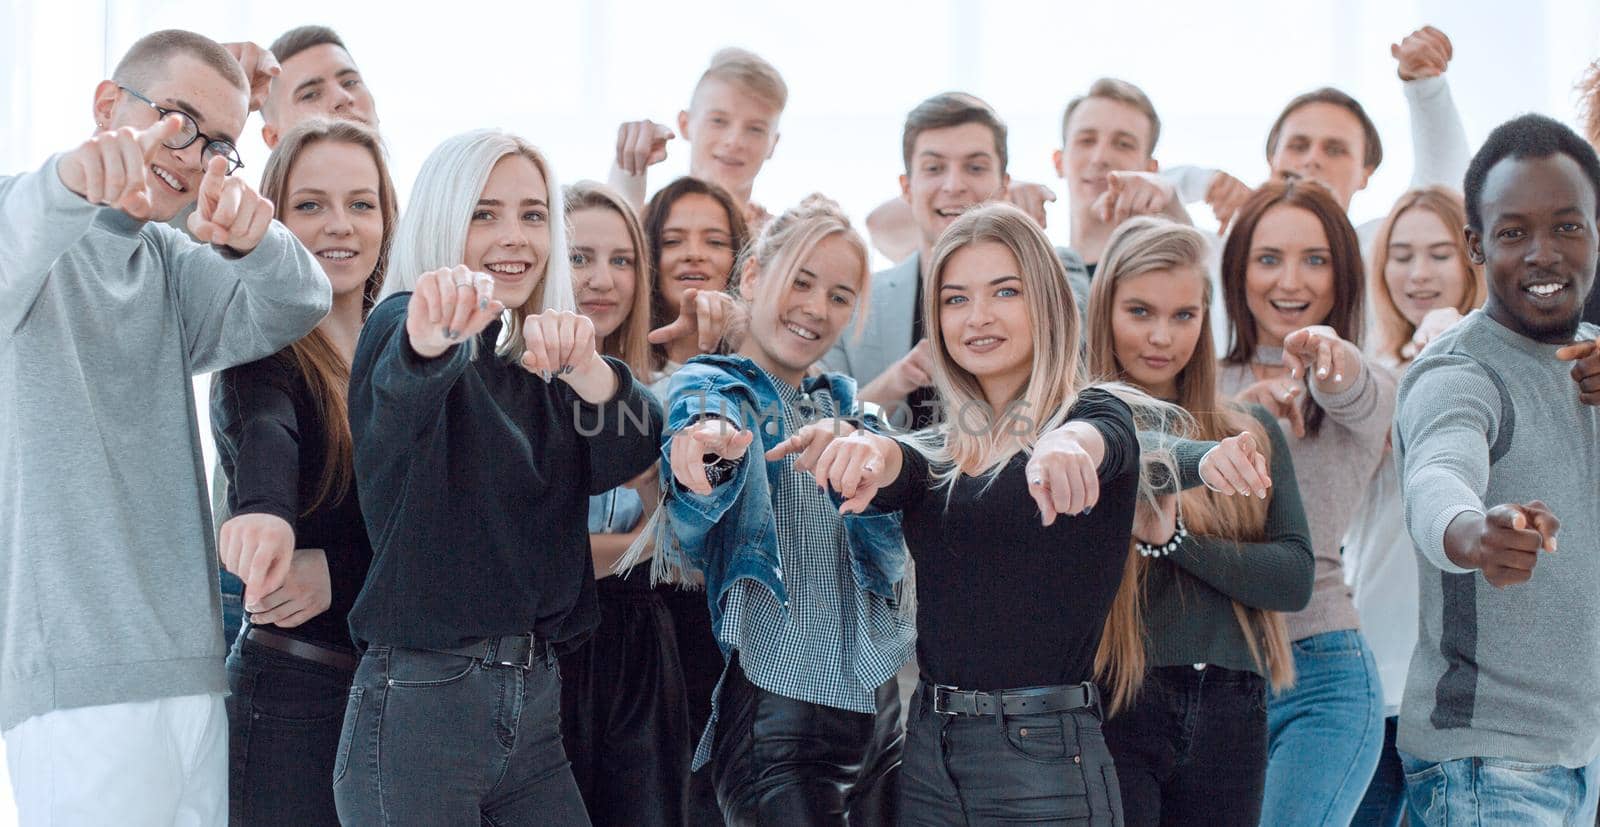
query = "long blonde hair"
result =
(381, 129, 573, 361)
(907, 206, 1186, 711)
(1086, 217, 1296, 715)
(565, 181, 654, 380)
(1367, 187, 1485, 364)
(256, 118, 396, 513)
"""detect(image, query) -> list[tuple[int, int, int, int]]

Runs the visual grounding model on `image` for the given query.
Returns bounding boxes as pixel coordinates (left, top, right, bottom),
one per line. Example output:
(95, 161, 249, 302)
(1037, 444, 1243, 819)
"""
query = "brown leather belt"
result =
(244, 626, 360, 673)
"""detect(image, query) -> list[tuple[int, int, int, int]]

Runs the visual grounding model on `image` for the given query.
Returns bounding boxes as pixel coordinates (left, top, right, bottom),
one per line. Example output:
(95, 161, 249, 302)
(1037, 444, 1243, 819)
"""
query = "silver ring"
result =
(862, 463, 878, 473)
(1030, 477, 1044, 486)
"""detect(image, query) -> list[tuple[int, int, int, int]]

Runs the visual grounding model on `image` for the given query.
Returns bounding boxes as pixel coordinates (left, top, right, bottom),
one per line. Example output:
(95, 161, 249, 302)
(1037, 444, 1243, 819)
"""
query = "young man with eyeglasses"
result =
(0, 29, 329, 824)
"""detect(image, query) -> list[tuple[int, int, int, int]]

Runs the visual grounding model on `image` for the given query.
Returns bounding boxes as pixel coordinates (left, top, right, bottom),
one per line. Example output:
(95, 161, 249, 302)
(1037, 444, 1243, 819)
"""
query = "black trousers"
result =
(559, 578, 692, 827)
(711, 656, 903, 826)
(658, 584, 728, 825)
(901, 680, 1124, 826)
(1102, 665, 1267, 827)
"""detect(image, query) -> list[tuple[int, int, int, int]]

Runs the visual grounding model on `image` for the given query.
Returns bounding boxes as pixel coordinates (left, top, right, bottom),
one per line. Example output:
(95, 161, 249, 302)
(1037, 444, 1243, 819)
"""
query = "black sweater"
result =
(211, 352, 373, 652)
(348, 294, 663, 651)
(873, 388, 1139, 691)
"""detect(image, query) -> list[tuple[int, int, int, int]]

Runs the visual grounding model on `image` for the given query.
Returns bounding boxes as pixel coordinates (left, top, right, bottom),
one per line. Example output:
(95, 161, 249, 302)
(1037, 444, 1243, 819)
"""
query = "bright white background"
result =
(3, 0, 1599, 822)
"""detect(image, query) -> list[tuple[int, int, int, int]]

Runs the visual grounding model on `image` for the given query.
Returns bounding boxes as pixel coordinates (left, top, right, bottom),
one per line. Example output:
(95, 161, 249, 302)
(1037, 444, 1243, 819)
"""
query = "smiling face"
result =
(901, 123, 1010, 258)
(739, 232, 863, 385)
(1269, 102, 1372, 211)
(569, 206, 638, 339)
(1470, 153, 1600, 342)
(657, 192, 736, 311)
(1384, 206, 1471, 327)
(1055, 96, 1157, 211)
(1243, 204, 1337, 347)
(98, 54, 248, 221)
(678, 78, 781, 201)
(263, 43, 377, 147)
(938, 240, 1033, 406)
(462, 153, 551, 309)
(1110, 267, 1206, 399)
(280, 140, 384, 299)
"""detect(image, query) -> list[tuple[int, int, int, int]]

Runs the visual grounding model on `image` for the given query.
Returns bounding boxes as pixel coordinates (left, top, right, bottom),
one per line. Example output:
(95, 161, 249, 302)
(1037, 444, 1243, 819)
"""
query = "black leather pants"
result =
(711, 655, 903, 826)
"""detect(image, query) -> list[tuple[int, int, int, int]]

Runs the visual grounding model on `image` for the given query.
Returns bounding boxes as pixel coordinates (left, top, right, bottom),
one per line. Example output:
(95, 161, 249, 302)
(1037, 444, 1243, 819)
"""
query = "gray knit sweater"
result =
(1394, 310, 1600, 767)
(0, 157, 330, 730)
(1217, 352, 1396, 642)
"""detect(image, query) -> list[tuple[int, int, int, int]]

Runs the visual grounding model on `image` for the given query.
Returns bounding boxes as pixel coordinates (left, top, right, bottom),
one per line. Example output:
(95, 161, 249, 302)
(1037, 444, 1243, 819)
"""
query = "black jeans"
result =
(901, 680, 1124, 826)
(1102, 665, 1267, 827)
(332, 642, 590, 826)
(559, 580, 692, 826)
(226, 633, 352, 826)
(711, 656, 902, 826)
(658, 584, 727, 826)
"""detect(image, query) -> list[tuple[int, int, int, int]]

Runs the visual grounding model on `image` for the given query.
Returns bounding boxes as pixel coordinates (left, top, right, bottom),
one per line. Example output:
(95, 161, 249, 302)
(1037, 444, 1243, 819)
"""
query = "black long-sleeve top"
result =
(872, 388, 1139, 691)
(347, 294, 664, 651)
(211, 352, 373, 652)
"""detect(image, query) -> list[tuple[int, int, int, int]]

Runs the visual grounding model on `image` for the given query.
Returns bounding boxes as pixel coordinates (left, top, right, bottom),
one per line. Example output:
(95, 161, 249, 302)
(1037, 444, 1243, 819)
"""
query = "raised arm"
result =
(1394, 354, 1498, 574)
(1, 118, 194, 333)
(164, 156, 332, 373)
(1392, 26, 1471, 190)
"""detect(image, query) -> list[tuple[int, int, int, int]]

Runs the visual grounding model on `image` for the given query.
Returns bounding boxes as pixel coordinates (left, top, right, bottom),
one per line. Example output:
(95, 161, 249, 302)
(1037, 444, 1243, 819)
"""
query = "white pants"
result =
(3, 693, 226, 826)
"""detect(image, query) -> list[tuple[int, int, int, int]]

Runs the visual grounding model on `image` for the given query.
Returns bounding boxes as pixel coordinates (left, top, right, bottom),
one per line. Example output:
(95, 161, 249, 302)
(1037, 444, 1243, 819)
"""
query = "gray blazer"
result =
(824, 247, 1092, 387)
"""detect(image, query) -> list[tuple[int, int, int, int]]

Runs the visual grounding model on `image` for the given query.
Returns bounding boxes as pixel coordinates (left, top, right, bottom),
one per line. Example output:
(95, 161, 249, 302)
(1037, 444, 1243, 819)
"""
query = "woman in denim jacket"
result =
(644, 195, 914, 826)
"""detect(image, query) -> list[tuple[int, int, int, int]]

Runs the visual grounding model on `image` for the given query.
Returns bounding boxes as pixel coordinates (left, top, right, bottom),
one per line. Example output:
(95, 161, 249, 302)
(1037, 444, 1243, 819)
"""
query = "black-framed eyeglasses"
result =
(118, 85, 244, 174)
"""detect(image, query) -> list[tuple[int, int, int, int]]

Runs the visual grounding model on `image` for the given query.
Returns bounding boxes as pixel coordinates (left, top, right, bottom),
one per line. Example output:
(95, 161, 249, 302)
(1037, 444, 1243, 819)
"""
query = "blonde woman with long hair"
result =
(337, 130, 663, 825)
(1344, 186, 1483, 827)
(1085, 216, 1314, 827)
(793, 205, 1198, 825)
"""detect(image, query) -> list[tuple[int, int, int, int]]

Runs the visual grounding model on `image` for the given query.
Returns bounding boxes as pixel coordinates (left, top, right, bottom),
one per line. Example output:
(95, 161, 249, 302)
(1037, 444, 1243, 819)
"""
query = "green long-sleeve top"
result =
(1142, 405, 1316, 675)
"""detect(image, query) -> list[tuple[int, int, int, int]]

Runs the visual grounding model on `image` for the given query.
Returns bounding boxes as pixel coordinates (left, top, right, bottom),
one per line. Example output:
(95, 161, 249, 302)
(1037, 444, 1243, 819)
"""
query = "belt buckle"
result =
(932, 685, 973, 716)
(494, 635, 538, 670)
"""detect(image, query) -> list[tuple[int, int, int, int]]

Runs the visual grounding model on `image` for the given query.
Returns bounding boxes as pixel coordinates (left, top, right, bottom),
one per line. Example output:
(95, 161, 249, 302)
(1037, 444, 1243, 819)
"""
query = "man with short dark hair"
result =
(1394, 113, 1600, 825)
(260, 25, 378, 148)
(0, 29, 329, 823)
(827, 92, 1090, 428)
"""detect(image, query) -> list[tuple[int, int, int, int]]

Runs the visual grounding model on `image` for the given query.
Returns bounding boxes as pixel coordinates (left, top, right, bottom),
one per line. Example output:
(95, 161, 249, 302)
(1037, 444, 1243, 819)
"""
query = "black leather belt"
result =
(417, 634, 549, 670)
(931, 682, 1100, 717)
(244, 626, 359, 673)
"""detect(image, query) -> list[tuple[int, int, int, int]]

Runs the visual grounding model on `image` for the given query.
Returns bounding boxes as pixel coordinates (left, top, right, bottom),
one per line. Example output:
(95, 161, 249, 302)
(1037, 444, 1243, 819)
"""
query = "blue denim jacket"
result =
(655, 354, 908, 646)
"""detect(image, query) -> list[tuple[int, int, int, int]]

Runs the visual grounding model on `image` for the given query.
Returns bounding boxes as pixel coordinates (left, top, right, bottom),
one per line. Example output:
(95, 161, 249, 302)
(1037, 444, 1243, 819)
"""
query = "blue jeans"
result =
(221, 570, 244, 650)
(1400, 751, 1600, 826)
(1352, 716, 1405, 827)
(332, 643, 590, 826)
(226, 633, 351, 826)
(1259, 630, 1384, 827)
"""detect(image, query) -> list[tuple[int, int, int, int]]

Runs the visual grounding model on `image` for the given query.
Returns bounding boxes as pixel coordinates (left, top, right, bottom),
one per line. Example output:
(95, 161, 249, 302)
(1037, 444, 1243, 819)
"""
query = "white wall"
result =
(3, 1, 1600, 821)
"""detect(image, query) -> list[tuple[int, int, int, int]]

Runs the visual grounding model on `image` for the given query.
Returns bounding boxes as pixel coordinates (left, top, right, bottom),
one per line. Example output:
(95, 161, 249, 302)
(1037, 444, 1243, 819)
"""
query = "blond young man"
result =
(609, 47, 785, 227)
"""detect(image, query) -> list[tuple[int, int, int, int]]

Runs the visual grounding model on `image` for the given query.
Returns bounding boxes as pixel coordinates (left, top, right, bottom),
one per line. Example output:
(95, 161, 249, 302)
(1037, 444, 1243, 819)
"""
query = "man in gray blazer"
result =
(828, 92, 1088, 428)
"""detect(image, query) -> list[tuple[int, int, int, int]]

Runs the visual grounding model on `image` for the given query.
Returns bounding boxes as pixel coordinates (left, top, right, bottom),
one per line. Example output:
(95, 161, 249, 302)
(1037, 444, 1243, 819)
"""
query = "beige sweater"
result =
(1217, 354, 1396, 642)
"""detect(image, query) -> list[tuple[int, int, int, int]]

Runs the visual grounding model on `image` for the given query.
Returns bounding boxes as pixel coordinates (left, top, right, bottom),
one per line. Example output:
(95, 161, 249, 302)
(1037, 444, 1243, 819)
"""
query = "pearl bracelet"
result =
(1136, 514, 1188, 558)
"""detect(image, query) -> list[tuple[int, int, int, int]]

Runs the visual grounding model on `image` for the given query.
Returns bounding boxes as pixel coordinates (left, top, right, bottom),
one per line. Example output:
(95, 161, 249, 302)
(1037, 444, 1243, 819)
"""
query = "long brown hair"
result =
(258, 118, 397, 513)
(1088, 217, 1295, 714)
(642, 177, 751, 371)
(1221, 179, 1364, 438)
(565, 181, 654, 380)
(1368, 187, 1485, 363)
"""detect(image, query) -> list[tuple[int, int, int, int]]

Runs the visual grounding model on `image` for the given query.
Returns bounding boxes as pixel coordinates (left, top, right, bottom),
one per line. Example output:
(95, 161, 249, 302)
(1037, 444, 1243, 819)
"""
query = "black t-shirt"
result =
(211, 351, 374, 652)
(872, 388, 1138, 691)
(347, 295, 663, 651)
